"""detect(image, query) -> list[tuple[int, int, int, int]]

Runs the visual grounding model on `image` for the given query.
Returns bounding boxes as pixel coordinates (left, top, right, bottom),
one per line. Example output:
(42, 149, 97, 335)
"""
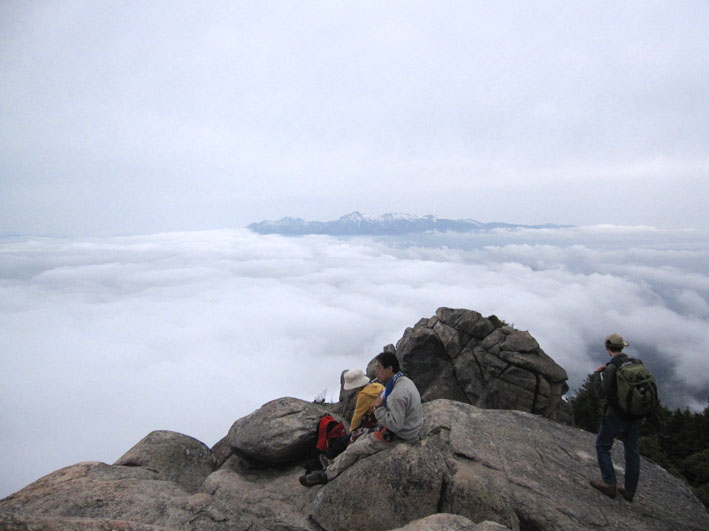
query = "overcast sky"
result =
(1, 1, 709, 235)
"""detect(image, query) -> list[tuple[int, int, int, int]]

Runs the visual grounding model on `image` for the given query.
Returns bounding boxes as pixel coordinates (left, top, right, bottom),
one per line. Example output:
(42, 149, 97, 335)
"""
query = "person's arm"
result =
(593, 359, 618, 401)
(591, 366, 604, 398)
(374, 389, 408, 434)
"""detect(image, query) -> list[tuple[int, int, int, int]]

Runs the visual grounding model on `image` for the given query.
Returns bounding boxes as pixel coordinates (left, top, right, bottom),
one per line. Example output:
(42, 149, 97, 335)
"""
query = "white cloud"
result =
(2, 226, 708, 497)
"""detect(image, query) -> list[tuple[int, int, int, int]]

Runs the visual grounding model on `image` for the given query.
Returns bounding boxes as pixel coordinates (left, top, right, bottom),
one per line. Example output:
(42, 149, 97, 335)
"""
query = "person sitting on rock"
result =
(300, 351, 423, 487)
(304, 369, 385, 472)
(344, 368, 385, 433)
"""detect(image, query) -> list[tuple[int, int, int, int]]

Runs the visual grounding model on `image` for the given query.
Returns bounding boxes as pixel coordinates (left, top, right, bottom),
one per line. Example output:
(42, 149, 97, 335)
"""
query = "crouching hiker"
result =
(299, 352, 423, 487)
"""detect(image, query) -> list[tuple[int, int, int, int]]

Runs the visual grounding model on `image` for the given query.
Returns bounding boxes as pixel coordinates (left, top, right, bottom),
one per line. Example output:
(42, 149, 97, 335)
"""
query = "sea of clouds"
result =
(2, 226, 708, 498)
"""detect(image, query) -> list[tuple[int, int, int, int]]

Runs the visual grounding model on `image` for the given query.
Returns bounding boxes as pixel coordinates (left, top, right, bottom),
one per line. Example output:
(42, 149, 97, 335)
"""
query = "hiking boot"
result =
(318, 454, 331, 469)
(299, 470, 327, 487)
(589, 479, 617, 499)
(618, 486, 634, 502)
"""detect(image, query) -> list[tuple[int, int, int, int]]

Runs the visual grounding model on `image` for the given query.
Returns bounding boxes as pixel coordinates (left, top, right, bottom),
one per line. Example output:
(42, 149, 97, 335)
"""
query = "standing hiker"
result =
(589, 333, 644, 502)
(299, 351, 423, 487)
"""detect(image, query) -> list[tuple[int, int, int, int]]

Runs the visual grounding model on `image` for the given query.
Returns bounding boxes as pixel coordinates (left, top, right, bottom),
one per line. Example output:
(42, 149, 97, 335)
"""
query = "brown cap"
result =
(605, 333, 629, 349)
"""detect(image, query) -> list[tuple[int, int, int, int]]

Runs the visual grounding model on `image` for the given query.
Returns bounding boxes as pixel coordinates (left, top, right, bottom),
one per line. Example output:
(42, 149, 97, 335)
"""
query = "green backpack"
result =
(611, 357, 658, 419)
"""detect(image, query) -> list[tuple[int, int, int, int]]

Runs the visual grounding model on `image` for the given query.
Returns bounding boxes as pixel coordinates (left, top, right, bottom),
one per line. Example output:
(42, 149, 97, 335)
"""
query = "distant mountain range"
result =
(247, 212, 570, 235)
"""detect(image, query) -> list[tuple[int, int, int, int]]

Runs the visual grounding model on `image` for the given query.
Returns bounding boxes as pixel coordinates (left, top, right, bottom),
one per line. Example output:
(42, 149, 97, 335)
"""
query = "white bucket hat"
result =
(343, 369, 371, 390)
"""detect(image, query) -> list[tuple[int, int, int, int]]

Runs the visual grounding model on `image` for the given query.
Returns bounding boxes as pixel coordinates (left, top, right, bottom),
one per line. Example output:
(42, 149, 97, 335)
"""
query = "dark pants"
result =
(595, 415, 641, 494)
(325, 433, 350, 459)
(305, 433, 351, 472)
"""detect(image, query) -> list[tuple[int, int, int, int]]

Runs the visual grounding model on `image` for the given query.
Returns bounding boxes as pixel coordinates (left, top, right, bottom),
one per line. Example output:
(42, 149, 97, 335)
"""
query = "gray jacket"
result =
(374, 375, 423, 442)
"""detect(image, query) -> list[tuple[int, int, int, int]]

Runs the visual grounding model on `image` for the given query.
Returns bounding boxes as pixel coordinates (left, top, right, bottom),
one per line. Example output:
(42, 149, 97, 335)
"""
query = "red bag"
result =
(315, 415, 346, 451)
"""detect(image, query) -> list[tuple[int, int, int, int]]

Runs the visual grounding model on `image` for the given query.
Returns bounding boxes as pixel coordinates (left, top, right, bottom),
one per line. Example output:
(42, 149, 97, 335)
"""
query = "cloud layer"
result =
(1, 227, 708, 497)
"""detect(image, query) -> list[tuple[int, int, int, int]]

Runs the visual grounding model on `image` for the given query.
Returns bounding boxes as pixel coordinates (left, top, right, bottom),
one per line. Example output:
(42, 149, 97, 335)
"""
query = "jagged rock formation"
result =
(355, 308, 571, 424)
(2, 308, 707, 530)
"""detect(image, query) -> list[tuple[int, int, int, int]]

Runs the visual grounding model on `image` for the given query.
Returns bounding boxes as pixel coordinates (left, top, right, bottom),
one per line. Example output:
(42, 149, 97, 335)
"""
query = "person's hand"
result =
(374, 395, 384, 408)
(594, 365, 606, 373)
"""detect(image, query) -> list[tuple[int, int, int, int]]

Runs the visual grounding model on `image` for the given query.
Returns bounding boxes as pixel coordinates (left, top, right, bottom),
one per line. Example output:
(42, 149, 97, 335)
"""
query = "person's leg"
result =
(595, 416, 619, 486)
(622, 419, 641, 496)
(325, 431, 390, 480)
(325, 433, 350, 460)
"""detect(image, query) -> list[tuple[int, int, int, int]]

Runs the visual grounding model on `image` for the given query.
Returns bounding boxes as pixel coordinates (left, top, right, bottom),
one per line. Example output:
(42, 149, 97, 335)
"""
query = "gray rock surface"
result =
(114, 430, 215, 494)
(210, 435, 234, 469)
(394, 308, 572, 422)
(422, 399, 708, 531)
(0, 512, 170, 530)
(0, 461, 240, 530)
(286, 399, 708, 530)
(311, 442, 447, 530)
(391, 514, 511, 530)
(203, 463, 316, 530)
(227, 397, 338, 465)
(1, 399, 708, 530)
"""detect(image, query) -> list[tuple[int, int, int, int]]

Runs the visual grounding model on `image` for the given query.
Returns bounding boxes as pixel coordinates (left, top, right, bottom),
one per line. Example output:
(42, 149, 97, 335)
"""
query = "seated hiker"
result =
(304, 369, 385, 472)
(344, 368, 385, 433)
(300, 351, 423, 487)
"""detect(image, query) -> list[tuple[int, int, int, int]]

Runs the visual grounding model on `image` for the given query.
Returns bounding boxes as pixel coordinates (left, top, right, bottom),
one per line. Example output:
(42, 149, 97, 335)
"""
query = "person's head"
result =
(374, 352, 400, 384)
(342, 369, 370, 391)
(605, 333, 629, 355)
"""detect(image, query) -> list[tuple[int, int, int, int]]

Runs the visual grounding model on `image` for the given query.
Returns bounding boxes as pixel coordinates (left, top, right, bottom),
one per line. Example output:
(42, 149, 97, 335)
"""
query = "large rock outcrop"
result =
(226, 397, 339, 465)
(306, 400, 708, 531)
(388, 308, 572, 422)
(114, 430, 215, 494)
(311, 442, 447, 530)
(2, 399, 707, 530)
(0, 461, 239, 530)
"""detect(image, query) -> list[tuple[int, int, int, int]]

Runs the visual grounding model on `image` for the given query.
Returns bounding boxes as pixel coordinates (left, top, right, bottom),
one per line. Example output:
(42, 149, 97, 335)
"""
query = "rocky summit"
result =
(386, 308, 572, 422)
(1, 308, 707, 531)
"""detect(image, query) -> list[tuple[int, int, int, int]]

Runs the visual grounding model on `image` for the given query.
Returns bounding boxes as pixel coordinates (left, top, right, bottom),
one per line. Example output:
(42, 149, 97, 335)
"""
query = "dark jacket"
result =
(592, 353, 629, 418)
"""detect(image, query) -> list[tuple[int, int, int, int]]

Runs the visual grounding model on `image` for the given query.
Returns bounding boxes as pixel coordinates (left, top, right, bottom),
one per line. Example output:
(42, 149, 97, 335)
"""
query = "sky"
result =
(1, 1, 709, 235)
(1, 1, 709, 499)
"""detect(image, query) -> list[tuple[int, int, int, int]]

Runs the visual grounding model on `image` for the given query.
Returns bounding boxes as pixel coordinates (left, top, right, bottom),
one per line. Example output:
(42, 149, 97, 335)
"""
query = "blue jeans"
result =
(595, 415, 641, 493)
